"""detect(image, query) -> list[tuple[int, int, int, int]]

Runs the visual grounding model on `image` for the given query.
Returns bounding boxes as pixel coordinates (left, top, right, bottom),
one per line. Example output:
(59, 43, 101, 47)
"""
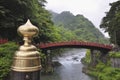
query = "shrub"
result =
(0, 42, 18, 80)
(109, 51, 120, 58)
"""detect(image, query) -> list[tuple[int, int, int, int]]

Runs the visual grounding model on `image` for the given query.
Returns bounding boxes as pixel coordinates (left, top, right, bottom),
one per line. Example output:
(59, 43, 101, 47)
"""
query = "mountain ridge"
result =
(49, 11, 109, 43)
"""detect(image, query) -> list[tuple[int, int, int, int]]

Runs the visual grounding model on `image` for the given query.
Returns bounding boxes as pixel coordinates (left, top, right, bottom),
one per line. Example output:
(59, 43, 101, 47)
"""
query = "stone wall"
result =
(111, 58, 120, 68)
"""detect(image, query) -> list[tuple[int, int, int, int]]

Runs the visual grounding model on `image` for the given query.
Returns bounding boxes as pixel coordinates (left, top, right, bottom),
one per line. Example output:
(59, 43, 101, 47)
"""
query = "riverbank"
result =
(82, 50, 120, 80)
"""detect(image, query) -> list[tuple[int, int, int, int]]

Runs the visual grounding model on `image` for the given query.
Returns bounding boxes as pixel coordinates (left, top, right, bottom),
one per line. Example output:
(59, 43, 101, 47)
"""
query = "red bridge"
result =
(39, 41, 113, 51)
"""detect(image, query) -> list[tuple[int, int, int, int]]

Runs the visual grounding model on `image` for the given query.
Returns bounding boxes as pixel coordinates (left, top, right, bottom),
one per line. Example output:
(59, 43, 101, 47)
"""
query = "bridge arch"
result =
(39, 41, 112, 51)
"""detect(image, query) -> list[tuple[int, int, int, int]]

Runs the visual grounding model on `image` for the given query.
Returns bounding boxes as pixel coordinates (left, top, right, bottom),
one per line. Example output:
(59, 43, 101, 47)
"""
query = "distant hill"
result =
(50, 11, 109, 44)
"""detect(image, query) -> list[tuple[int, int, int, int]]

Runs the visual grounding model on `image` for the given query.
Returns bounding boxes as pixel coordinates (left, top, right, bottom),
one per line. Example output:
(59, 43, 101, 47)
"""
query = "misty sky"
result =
(45, 0, 118, 37)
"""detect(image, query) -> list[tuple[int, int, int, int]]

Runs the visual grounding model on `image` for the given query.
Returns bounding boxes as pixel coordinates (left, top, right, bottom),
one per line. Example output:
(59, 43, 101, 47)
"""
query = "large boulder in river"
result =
(72, 56, 79, 61)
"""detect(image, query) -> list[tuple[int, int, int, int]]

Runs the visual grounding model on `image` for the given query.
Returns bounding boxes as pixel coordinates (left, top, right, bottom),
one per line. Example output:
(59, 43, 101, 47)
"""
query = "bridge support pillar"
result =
(42, 49, 53, 73)
(99, 51, 108, 64)
(10, 20, 41, 80)
(46, 50, 53, 73)
(90, 49, 98, 66)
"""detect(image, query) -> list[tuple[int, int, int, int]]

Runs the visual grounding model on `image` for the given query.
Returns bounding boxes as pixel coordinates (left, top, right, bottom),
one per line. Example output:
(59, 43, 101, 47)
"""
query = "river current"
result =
(41, 49, 93, 80)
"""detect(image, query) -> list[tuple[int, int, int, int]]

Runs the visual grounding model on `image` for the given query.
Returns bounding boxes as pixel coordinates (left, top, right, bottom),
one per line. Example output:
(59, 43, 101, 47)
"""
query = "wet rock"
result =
(72, 56, 79, 60)
(52, 61, 62, 67)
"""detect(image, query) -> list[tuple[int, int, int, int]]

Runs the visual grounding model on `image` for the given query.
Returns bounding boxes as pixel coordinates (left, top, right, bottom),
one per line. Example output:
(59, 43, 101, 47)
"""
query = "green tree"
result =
(100, 1, 120, 46)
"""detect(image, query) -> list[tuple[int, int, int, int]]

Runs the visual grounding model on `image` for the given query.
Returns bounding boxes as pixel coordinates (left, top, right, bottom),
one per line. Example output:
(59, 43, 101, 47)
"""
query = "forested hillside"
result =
(50, 11, 109, 43)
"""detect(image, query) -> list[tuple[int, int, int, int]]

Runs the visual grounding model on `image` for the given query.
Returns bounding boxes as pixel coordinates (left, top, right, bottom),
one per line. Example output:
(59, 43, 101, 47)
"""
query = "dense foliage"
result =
(0, 0, 54, 42)
(109, 51, 120, 58)
(82, 50, 120, 80)
(50, 11, 109, 44)
(81, 50, 91, 64)
(100, 0, 120, 46)
(88, 62, 120, 80)
(0, 42, 18, 80)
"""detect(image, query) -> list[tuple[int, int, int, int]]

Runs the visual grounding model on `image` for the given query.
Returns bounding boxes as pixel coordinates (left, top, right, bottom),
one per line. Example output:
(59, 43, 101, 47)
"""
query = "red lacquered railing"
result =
(0, 39, 8, 44)
(39, 41, 113, 51)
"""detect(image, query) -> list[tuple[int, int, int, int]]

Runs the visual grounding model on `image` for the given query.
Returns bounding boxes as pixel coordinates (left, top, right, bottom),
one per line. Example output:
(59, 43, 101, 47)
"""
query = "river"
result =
(41, 49, 93, 80)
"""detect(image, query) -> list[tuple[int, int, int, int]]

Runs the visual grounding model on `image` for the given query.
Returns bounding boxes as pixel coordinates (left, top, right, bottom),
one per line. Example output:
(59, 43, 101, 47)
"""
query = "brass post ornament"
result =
(11, 19, 41, 72)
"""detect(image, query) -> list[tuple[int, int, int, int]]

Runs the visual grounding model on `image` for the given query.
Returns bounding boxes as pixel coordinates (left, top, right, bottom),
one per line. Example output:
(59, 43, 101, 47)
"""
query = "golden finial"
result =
(17, 19, 39, 46)
(11, 19, 41, 72)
